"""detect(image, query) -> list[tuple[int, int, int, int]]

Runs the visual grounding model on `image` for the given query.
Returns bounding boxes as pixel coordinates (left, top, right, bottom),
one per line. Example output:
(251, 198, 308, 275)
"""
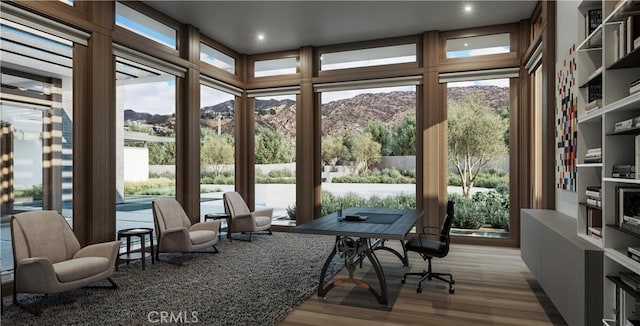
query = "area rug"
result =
(1, 233, 343, 325)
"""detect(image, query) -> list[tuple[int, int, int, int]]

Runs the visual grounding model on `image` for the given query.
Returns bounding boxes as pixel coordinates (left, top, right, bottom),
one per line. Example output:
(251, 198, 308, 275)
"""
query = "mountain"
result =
(126, 86, 509, 137)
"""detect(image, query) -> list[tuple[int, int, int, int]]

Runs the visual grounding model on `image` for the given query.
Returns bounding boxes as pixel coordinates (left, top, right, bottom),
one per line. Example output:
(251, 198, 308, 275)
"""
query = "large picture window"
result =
(115, 57, 176, 233)
(446, 78, 511, 238)
(200, 84, 235, 220)
(0, 20, 75, 273)
(320, 85, 417, 216)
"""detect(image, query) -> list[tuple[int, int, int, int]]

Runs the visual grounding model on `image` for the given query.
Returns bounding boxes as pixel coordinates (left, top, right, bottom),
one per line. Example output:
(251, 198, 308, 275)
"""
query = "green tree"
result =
(364, 120, 394, 156)
(321, 135, 349, 167)
(148, 142, 175, 165)
(255, 129, 295, 164)
(351, 132, 381, 173)
(448, 94, 508, 197)
(201, 135, 234, 176)
(391, 115, 416, 156)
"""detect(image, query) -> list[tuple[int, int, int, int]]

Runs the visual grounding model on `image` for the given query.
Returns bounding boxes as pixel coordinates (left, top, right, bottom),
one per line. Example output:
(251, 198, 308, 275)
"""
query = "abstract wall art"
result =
(556, 44, 578, 192)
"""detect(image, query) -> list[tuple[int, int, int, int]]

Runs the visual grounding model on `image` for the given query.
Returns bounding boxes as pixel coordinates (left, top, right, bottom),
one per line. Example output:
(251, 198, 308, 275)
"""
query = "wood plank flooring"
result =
(280, 242, 566, 326)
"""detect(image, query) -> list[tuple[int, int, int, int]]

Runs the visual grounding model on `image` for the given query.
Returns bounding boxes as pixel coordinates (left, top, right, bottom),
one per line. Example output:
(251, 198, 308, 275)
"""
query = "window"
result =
(321, 44, 416, 71)
(115, 57, 176, 234)
(200, 84, 235, 220)
(446, 33, 510, 58)
(200, 43, 235, 74)
(115, 2, 177, 49)
(254, 57, 297, 77)
(320, 86, 417, 215)
(446, 78, 510, 238)
(1, 20, 74, 273)
(253, 94, 297, 224)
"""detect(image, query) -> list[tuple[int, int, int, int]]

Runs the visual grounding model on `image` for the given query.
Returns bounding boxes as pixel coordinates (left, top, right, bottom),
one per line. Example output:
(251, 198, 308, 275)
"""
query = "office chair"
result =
(401, 200, 455, 294)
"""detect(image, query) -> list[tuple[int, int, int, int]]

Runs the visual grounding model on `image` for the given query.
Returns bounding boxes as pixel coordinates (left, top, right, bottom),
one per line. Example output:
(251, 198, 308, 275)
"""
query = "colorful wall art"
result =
(556, 44, 578, 192)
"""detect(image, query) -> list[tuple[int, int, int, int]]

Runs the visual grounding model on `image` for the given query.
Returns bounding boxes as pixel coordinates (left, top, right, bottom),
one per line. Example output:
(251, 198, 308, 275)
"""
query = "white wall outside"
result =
(123, 147, 149, 182)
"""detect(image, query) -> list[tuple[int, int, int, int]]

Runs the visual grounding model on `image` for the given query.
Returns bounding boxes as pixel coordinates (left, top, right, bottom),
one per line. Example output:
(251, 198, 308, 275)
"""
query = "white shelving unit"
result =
(576, 1, 640, 325)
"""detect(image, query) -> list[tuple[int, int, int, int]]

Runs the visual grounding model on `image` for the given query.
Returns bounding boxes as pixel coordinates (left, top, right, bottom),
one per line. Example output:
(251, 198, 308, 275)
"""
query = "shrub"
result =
(14, 184, 43, 200)
(473, 191, 510, 230)
(286, 203, 296, 220)
(320, 190, 416, 216)
(447, 170, 508, 189)
(124, 178, 174, 195)
(332, 168, 415, 184)
(449, 193, 484, 229)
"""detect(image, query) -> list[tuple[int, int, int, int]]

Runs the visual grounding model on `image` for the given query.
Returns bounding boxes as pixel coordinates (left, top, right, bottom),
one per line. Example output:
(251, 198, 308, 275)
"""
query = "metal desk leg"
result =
(317, 236, 389, 306)
(372, 239, 409, 266)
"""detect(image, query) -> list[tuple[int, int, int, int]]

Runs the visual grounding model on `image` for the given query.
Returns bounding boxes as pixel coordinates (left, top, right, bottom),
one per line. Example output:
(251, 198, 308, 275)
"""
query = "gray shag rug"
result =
(1, 232, 343, 325)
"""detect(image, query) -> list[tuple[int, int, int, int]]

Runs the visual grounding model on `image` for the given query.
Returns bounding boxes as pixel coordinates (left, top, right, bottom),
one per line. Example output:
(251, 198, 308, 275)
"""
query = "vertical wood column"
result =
(297, 46, 316, 224)
(73, 1, 115, 245)
(541, 0, 556, 209)
(235, 93, 254, 210)
(422, 31, 447, 229)
(176, 25, 201, 222)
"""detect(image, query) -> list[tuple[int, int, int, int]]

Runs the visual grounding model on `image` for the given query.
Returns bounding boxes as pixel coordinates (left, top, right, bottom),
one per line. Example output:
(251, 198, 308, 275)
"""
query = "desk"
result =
(293, 207, 423, 305)
(117, 228, 154, 271)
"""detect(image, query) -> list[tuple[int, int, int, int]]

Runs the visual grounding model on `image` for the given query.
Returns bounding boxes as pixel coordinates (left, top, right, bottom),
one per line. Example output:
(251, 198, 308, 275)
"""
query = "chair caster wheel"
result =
(449, 288, 455, 294)
(401, 279, 405, 284)
(451, 280, 456, 285)
(416, 287, 422, 293)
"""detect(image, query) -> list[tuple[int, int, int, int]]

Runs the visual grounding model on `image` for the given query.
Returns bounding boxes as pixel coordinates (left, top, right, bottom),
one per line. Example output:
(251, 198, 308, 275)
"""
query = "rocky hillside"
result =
(125, 86, 509, 137)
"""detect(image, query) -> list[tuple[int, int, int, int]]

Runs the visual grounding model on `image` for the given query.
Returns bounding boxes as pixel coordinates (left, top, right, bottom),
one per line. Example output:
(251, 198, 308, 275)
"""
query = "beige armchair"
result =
(223, 191, 273, 241)
(11, 211, 120, 314)
(152, 198, 220, 261)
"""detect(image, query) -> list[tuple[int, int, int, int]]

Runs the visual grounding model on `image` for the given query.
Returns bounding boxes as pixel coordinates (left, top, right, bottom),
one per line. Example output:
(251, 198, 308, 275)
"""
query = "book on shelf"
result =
(587, 198, 602, 207)
(632, 83, 640, 95)
(616, 118, 634, 131)
(588, 226, 602, 238)
(630, 251, 640, 263)
(621, 221, 640, 235)
(629, 247, 640, 257)
(619, 188, 640, 226)
(585, 148, 602, 163)
(620, 271, 640, 291)
(585, 99, 602, 112)
(587, 9, 602, 36)
(586, 189, 601, 198)
(637, 135, 640, 180)
(624, 215, 640, 226)
(588, 83, 602, 103)
(613, 165, 637, 178)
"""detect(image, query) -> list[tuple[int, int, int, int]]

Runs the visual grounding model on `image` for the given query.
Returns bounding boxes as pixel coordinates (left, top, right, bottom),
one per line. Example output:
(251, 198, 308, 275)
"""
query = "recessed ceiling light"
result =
(464, 5, 473, 13)
(257, 33, 265, 41)
(464, 43, 469, 47)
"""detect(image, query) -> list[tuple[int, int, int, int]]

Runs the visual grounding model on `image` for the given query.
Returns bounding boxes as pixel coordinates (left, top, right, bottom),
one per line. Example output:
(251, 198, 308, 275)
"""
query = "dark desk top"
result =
(293, 207, 423, 240)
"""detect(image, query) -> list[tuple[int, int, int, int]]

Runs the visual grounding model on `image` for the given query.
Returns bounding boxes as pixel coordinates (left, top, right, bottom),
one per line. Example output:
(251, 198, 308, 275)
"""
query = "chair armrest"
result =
(160, 227, 190, 246)
(190, 220, 220, 232)
(253, 208, 273, 218)
(231, 213, 256, 231)
(74, 241, 121, 262)
(15, 257, 59, 291)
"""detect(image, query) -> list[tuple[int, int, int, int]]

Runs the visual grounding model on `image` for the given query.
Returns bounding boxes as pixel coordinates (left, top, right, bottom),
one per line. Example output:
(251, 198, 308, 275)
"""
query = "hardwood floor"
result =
(280, 242, 566, 326)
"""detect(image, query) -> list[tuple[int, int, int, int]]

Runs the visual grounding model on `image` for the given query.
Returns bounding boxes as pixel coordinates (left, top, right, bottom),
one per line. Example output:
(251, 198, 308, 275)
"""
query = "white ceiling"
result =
(143, 1, 538, 55)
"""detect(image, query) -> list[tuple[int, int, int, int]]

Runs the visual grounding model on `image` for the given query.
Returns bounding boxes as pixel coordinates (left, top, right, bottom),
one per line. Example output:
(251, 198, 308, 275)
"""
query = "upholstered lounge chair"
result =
(152, 197, 220, 262)
(11, 211, 121, 314)
(223, 191, 273, 241)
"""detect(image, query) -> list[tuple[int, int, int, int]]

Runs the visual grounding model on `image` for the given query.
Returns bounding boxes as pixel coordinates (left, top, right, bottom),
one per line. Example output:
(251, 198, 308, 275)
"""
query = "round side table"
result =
(117, 228, 154, 270)
(205, 213, 230, 240)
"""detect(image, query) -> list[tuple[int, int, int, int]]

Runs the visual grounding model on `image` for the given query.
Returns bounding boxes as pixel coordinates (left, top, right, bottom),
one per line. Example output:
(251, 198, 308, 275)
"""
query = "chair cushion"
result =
(53, 257, 110, 283)
(405, 237, 447, 257)
(190, 230, 216, 245)
(255, 215, 271, 228)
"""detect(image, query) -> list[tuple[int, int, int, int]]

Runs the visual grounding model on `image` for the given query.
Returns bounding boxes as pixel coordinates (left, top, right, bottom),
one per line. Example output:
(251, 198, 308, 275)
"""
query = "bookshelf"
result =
(576, 1, 640, 324)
